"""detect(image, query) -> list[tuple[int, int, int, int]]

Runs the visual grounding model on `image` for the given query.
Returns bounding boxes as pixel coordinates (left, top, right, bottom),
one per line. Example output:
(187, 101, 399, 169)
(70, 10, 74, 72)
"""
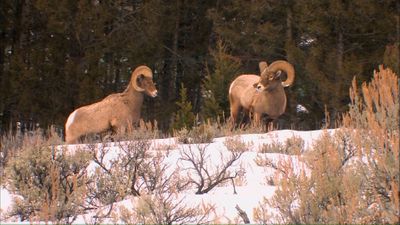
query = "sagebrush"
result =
(254, 66, 399, 224)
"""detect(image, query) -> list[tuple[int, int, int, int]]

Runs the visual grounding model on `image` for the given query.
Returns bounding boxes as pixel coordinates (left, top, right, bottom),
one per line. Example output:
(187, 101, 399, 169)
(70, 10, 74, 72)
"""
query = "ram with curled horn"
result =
(228, 60, 295, 127)
(65, 65, 158, 144)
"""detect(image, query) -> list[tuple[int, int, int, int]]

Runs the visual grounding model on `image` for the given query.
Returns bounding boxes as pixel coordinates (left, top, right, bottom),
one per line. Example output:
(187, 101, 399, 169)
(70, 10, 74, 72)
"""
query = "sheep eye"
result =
(137, 74, 145, 82)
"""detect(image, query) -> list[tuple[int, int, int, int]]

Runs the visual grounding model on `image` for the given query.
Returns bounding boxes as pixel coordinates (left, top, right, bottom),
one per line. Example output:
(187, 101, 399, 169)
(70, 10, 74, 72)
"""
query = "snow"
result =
(296, 104, 309, 114)
(1, 129, 333, 224)
(1, 188, 13, 220)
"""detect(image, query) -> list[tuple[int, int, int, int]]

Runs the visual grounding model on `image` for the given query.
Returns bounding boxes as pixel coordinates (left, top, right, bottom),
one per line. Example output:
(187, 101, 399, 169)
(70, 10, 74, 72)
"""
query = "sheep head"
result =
(131, 65, 158, 97)
(253, 60, 295, 92)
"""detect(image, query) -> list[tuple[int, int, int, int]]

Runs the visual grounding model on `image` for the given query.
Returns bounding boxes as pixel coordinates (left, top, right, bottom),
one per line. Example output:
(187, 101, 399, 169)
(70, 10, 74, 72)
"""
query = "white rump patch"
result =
(228, 79, 236, 95)
(66, 110, 77, 130)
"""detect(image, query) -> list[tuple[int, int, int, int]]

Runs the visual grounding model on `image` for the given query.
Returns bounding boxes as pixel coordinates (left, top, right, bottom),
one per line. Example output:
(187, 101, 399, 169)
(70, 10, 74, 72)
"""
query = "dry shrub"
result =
(180, 143, 244, 194)
(259, 141, 285, 154)
(175, 121, 218, 144)
(4, 131, 90, 224)
(224, 136, 251, 153)
(188, 122, 217, 143)
(173, 116, 277, 144)
(208, 114, 263, 138)
(254, 131, 366, 224)
(87, 139, 191, 221)
(152, 142, 178, 153)
(118, 191, 214, 225)
(254, 154, 274, 167)
(232, 167, 247, 188)
(0, 130, 23, 172)
(284, 135, 305, 155)
(174, 127, 191, 144)
(88, 139, 160, 200)
(254, 66, 399, 224)
(342, 65, 399, 223)
(112, 144, 215, 224)
(0, 128, 51, 177)
(106, 119, 161, 142)
(259, 135, 304, 155)
(76, 119, 160, 144)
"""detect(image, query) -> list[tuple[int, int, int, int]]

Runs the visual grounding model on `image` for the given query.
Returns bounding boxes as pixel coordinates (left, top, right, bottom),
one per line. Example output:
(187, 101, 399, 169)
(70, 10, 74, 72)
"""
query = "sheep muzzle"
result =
(254, 83, 265, 92)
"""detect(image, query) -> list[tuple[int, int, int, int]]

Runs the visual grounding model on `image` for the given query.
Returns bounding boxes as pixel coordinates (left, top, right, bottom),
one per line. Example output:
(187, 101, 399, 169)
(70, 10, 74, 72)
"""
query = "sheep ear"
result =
(137, 74, 144, 81)
(275, 70, 282, 78)
(132, 74, 145, 92)
(136, 74, 145, 85)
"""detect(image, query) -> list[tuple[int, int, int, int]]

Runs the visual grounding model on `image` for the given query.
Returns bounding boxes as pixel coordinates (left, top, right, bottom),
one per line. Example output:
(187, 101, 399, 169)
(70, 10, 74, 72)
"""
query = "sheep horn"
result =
(131, 65, 153, 92)
(259, 61, 268, 74)
(264, 60, 295, 87)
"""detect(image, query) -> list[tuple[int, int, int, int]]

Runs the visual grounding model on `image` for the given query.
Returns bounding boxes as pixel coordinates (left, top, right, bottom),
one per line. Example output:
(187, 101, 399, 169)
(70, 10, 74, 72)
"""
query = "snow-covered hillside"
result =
(1, 129, 334, 224)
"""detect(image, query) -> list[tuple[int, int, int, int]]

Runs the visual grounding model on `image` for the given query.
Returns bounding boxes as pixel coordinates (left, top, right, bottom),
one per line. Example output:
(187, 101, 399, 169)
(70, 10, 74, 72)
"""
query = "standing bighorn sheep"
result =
(65, 65, 157, 144)
(228, 60, 295, 126)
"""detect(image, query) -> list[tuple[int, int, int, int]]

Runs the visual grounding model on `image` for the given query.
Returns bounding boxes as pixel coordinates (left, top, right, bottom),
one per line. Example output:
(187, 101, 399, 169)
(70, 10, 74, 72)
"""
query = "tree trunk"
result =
(284, 5, 297, 129)
(286, 7, 293, 45)
(169, 0, 181, 101)
(337, 31, 344, 73)
(11, 0, 26, 49)
(332, 29, 344, 124)
(0, 0, 5, 131)
(285, 1, 294, 62)
(395, 13, 400, 74)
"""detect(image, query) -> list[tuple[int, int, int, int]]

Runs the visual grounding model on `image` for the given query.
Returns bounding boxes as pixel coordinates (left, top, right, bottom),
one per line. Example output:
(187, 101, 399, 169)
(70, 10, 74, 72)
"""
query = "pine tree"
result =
(383, 42, 399, 75)
(172, 83, 196, 131)
(1, 0, 398, 132)
(202, 40, 241, 122)
(207, 0, 399, 128)
(293, 0, 399, 124)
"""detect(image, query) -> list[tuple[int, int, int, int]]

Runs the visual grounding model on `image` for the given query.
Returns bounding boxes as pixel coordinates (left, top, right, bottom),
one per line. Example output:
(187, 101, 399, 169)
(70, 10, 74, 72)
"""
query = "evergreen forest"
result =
(0, 0, 399, 135)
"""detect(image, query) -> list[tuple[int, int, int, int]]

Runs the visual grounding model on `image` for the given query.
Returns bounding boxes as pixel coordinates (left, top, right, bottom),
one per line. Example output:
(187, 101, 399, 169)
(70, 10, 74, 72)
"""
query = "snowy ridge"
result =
(1, 129, 334, 224)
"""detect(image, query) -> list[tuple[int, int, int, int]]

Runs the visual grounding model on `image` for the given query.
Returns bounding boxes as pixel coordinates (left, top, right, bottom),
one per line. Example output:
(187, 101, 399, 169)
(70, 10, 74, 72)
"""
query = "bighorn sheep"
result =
(65, 65, 157, 144)
(228, 60, 295, 126)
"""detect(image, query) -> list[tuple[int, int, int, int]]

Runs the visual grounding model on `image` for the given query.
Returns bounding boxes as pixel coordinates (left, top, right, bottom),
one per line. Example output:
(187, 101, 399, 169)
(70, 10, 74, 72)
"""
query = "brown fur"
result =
(229, 60, 295, 126)
(65, 65, 157, 144)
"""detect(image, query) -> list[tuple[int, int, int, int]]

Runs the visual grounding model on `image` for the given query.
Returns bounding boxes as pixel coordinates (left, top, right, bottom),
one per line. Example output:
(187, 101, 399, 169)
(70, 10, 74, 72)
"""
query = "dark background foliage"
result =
(0, 0, 398, 135)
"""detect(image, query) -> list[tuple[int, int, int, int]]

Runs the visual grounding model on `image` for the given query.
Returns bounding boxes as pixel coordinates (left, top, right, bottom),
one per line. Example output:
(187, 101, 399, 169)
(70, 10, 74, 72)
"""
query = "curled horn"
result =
(259, 61, 268, 74)
(263, 60, 295, 87)
(131, 65, 153, 92)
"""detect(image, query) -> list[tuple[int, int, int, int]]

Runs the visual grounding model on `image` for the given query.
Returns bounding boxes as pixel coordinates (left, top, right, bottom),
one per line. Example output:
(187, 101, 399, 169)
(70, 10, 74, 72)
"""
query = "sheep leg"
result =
(265, 118, 277, 131)
(65, 134, 78, 144)
(65, 128, 81, 144)
(109, 118, 127, 138)
(115, 124, 128, 137)
(229, 103, 241, 129)
(100, 128, 114, 142)
(252, 112, 262, 128)
(239, 108, 251, 129)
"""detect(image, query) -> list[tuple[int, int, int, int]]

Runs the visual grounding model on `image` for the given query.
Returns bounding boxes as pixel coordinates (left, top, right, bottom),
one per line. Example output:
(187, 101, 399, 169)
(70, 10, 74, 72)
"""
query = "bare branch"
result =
(179, 143, 244, 194)
(235, 204, 250, 224)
